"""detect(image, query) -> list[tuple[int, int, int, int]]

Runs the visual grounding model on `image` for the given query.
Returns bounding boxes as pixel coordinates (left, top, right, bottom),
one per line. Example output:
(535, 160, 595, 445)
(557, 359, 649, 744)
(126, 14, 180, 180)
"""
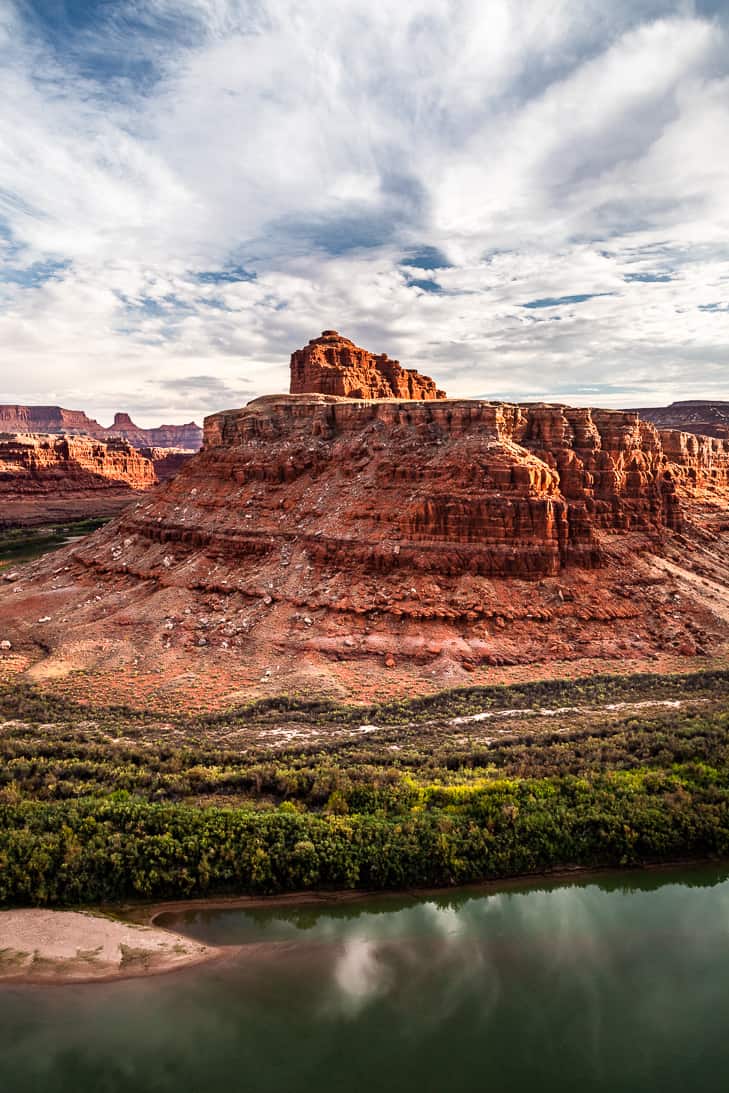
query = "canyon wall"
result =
(139, 447, 195, 481)
(290, 331, 447, 400)
(198, 397, 729, 580)
(0, 433, 157, 493)
(0, 433, 158, 528)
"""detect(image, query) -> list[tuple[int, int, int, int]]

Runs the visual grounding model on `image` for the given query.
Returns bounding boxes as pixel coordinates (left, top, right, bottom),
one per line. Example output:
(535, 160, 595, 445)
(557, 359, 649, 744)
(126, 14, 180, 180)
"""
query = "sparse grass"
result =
(119, 945, 155, 969)
(0, 948, 30, 970)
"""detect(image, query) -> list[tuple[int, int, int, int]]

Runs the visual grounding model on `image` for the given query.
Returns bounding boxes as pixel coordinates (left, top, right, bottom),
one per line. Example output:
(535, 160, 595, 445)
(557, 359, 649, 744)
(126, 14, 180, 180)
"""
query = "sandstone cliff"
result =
(0, 405, 103, 435)
(0, 433, 157, 528)
(0, 406, 203, 450)
(290, 331, 446, 400)
(2, 394, 729, 709)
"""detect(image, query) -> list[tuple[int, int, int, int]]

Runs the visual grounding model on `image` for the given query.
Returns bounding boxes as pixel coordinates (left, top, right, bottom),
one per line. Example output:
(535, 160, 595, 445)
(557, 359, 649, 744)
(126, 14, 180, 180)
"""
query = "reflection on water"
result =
(3, 865, 729, 1093)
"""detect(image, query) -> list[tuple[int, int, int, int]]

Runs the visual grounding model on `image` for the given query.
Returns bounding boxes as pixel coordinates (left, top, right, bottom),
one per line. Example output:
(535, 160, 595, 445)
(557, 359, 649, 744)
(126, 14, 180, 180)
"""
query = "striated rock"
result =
(0, 406, 203, 450)
(0, 433, 157, 492)
(0, 433, 158, 528)
(0, 405, 103, 435)
(290, 331, 446, 400)
(2, 393, 729, 708)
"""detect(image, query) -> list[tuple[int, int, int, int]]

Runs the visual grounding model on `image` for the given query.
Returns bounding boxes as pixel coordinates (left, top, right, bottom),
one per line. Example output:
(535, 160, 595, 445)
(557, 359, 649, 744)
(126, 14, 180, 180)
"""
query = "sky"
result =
(1, 0, 728, 426)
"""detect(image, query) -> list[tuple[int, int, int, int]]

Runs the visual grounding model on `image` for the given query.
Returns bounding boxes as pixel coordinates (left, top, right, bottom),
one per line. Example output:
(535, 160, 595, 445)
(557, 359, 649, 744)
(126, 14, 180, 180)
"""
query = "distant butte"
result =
(0, 405, 203, 451)
(290, 330, 446, 400)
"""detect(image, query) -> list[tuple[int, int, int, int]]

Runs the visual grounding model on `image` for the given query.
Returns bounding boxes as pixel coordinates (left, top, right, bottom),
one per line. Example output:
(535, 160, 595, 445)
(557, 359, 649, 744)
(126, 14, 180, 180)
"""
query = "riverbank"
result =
(143, 856, 727, 923)
(0, 909, 217, 984)
(2, 672, 729, 916)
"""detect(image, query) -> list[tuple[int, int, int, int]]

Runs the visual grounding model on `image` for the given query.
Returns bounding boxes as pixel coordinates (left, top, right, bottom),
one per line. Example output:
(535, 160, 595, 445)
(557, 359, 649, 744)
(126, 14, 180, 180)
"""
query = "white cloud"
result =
(0, 0, 727, 423)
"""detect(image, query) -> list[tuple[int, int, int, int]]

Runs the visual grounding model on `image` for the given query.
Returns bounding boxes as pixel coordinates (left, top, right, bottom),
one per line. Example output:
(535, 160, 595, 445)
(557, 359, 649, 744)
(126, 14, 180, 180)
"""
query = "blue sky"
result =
(1, 0, 728, 424)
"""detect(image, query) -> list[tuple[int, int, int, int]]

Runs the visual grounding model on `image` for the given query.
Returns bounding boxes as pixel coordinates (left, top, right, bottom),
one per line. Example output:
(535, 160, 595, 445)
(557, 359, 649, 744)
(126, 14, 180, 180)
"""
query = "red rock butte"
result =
(290, 331, 446, 400)
(1, 338, 729, 710)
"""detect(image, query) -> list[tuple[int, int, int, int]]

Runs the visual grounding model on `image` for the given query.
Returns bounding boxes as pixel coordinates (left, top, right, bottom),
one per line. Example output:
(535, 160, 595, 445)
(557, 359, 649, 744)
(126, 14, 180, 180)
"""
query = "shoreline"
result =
(3, 857, 727, 987)
(135, 854, 727, 924)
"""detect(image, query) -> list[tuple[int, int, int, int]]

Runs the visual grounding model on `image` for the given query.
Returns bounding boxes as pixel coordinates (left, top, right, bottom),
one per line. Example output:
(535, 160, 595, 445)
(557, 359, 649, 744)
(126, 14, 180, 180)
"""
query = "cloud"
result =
(155, 372, 254, 408)
(0, 1, 728, 423)
(522, 293, 616, 309)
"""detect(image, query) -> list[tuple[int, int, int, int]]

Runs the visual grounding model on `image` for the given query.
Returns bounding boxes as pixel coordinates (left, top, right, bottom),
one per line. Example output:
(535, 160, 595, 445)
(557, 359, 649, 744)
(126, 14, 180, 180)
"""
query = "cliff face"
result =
(629, 401, 729, 441)
(0, 433, 157, 495)
(0, 406, 203, 450)
(0, 433, 158, 529)
(197, 397, 729, 579)
(290, 331, 447, 400)
(2, 394, 729, 709)
(0, 405, 103, 435)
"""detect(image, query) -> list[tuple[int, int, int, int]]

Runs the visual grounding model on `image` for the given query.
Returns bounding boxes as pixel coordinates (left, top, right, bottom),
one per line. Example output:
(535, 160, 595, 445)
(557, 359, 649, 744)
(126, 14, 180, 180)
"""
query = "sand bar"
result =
(0, 909, 217, 984)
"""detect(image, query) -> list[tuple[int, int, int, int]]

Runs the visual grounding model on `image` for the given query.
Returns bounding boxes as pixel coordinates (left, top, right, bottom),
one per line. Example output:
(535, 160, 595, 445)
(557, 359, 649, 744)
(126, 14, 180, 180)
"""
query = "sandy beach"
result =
(0, 909, 218, 984)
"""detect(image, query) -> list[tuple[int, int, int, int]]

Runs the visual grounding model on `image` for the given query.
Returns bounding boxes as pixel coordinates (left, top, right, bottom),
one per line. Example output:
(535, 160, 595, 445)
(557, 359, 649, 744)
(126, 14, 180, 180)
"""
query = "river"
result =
(0, 518, 109, 569)
(3, 864, 729, 1091)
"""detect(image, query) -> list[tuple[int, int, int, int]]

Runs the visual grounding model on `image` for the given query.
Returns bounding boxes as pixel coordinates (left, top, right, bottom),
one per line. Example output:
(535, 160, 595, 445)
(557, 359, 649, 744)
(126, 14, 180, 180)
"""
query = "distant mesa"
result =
(625, 400, 729, 442)
(290, 330, 447, 400)
(0, 405, 203, 451)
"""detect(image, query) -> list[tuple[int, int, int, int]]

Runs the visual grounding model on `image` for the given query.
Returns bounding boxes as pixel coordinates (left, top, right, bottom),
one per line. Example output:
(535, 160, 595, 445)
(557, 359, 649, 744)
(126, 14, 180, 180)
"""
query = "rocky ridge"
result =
(2, 390, 729, 707)
(290, 331, 446, 400)
(629, 400, 729, 441)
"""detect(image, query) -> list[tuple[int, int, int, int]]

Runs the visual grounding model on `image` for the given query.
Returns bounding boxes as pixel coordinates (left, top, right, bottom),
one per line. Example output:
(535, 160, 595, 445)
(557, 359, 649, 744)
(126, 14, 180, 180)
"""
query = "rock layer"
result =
(0, 433, 157, 494)
(139, 447, 195, 482)
(0, 433, 157, 528)
(2, 394, 729, 708)
(290, 331, 446, 400)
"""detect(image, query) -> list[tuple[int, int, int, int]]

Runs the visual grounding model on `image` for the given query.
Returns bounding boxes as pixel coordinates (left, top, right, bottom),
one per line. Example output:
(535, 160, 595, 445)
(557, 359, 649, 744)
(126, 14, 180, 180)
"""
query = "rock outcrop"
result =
(2, 392, 729, 709)
(0, 406, 203, 450)
(290, 331, 446, 400)
(629, 401, 729, 442)
(0, 433, 158, 528)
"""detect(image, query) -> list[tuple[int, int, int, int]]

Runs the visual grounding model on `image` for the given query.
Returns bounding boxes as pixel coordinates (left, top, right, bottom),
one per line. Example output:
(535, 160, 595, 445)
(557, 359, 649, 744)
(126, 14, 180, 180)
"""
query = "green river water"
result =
(0, 519, 109, 570)
(3, 864, 729, 1092)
